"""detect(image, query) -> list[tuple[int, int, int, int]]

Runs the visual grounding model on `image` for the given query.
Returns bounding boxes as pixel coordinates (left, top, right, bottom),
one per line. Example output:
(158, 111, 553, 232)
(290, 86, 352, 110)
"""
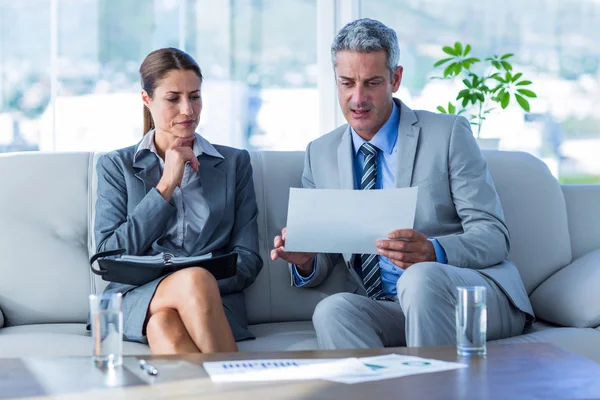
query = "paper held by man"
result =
(284, 187, 418, 254)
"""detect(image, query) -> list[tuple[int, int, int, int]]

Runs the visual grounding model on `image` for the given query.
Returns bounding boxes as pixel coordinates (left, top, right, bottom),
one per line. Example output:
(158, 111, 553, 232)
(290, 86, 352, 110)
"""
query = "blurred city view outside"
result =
(0, 0, 599, 183)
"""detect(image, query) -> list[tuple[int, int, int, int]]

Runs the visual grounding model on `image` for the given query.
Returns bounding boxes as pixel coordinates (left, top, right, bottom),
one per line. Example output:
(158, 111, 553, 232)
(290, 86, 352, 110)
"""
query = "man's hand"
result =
(270, 227, 317, 276)
(157, 136, 199, 201)
(376, 229, 436, 269)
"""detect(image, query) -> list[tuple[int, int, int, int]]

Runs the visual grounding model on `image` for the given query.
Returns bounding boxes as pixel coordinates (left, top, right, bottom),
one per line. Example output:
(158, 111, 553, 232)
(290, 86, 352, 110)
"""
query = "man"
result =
(271, 18, 533, 349)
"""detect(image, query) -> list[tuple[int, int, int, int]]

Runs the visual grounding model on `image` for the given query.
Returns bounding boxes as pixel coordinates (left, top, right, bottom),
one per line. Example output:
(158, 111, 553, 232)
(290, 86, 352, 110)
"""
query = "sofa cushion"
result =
(483, 151, 572, 294)
(530, 248, 600, 328)
(245, 151, 359, 325)
(562, 185, 600, 260)
(491, 326, 600, 363)
(0, 324, 150, 358)
(0, 153, 92, 326)
(239, 321, 318, 352)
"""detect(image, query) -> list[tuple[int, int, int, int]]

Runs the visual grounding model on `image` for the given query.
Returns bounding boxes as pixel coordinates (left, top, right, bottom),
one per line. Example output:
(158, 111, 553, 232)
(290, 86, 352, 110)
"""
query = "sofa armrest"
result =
(530, 248, 600, 328)
(0, 307, 4, 328)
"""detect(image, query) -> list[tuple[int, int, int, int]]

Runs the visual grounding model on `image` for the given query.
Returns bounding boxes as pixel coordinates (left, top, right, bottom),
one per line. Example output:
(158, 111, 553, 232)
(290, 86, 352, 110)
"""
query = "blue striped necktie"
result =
(359, 142, 384, 300)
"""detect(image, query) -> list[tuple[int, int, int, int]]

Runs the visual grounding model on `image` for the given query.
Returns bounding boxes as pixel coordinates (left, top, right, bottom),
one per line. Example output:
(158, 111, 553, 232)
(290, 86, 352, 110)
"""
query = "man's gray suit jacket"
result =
(293, 98, 534, 318)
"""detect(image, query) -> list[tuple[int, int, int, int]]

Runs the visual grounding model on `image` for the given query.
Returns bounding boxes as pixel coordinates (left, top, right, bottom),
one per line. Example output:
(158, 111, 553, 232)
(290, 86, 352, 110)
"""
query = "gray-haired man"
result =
(271, 18, 533, 349)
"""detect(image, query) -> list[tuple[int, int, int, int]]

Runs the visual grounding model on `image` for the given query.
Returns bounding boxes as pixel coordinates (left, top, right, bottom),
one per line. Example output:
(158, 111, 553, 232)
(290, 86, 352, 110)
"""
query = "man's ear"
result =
(141, 90, 152, 108)
(392, 66, 403, 92)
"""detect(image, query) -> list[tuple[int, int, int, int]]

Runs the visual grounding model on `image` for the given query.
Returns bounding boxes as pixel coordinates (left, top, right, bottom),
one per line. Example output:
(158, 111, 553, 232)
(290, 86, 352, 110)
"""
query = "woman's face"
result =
(142, 69, 202, 139)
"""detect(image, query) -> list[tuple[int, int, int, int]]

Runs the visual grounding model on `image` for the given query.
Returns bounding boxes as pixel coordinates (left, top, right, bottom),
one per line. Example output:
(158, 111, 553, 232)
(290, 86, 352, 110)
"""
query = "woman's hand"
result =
(156, 136, 199, 201)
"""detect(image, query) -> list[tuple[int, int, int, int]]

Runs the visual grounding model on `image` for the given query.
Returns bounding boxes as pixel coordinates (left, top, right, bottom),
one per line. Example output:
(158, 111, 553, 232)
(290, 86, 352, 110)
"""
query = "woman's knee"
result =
(146, 309, 182, 341)
(170, 267, 219, 299)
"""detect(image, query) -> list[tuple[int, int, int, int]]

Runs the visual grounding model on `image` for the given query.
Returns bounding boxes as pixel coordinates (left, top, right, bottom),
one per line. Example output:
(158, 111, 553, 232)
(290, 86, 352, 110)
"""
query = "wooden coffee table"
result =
(1, 343, 600, 399)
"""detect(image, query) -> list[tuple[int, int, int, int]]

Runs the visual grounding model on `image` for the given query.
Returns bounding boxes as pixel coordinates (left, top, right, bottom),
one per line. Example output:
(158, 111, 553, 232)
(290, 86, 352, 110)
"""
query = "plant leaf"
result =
(516, 80, 532, 86)
(492, 61, 501, 69)
(455, 42, 463, 55)
(462, 79, 472, 88)
(444, 63, 457, 77)
(454, 63, 463, 75)
(434, 57, 454, 67)
(464, 44, 471, 56)
(517, 88, 537, 98)
(437, 106, 447, 114)
(501, 61, 513, 71)
(515, 93, 530, 111)
(477, 92, 485, 102)
(501, 92, 510, 109)
(448, 103, 456, 114)
(457, 89, 470, 100)
(462, 97, 469, 107)
(443, 46, 458, 56)
(501, 53, 514, 60)
(511, 72, 523, 82)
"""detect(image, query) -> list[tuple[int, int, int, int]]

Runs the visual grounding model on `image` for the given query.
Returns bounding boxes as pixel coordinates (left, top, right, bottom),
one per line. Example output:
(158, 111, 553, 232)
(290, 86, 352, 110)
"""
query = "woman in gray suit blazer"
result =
(94, 48, 262, 354)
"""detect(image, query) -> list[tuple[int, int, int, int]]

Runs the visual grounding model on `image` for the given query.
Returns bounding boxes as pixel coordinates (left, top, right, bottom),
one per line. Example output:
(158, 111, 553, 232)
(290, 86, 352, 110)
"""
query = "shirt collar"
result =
(134, 129, 224, 162)
(351, 101, 400, 156)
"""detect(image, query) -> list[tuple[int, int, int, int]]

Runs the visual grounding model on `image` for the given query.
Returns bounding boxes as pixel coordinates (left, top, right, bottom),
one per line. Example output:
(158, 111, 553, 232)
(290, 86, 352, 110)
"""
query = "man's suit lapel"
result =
(192, 155, 226, 250)
(133, 150, 161, 195)
(337, 125, 355, 189)
(395, 100, 420, 188)
(336, 125, 358, 267)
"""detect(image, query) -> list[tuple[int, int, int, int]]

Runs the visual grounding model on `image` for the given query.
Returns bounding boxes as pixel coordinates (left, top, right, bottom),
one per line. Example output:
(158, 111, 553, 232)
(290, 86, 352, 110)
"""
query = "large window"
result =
(1, 0, 599, 183)
(0, 0, 50, 152)
(0, 0, 318, 152)
(361, 0, 600, 183)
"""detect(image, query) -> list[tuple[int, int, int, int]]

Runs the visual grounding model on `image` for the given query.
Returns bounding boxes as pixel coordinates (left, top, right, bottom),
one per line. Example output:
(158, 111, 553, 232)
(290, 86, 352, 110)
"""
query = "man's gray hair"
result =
(331, 18, 400, 76)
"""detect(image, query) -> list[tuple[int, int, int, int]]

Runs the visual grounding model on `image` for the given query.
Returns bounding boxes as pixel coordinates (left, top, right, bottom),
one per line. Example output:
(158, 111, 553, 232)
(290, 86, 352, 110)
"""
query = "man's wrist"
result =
(296, 257, 316, 276)
(428, 240, 437, 262)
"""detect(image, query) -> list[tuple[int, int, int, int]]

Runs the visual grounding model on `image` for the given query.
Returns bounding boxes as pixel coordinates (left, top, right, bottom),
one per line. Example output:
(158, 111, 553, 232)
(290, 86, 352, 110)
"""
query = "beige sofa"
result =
(0, 150, 599, 361)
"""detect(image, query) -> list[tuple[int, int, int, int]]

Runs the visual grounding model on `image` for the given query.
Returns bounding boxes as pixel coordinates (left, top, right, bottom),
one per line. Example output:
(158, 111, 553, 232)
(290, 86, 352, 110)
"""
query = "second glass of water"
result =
(456, 286, 487, 356)
(89, 293, 123, 368)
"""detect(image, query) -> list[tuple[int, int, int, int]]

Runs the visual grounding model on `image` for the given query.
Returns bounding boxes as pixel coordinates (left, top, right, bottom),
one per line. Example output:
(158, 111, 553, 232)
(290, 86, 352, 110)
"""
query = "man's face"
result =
(334, 50, 402, 140)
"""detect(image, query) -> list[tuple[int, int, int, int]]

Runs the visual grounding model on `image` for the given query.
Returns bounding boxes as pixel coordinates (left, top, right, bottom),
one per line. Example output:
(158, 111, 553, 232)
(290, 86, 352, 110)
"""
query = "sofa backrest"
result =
(245, 151, 352, 324)
(0, 152, 92, 326)
(0, 149, 581, 326)
(480, 150, 572, 294)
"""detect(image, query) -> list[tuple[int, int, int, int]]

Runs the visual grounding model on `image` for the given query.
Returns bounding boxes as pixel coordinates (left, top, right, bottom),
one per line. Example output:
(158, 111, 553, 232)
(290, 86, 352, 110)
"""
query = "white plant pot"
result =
(476, 138, 500, 150)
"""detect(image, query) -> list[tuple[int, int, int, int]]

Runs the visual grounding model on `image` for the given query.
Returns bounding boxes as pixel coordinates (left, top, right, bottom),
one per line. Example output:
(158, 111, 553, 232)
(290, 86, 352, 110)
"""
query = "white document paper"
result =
(203, 358, 375, 383)
(328, 354, 468, 384)
(284, 187, 418, 254)
(203, 354, 467, 384)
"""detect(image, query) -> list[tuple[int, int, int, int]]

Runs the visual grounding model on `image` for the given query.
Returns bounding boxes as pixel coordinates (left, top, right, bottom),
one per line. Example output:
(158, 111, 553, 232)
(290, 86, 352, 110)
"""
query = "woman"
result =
(94, 48, 262, 354)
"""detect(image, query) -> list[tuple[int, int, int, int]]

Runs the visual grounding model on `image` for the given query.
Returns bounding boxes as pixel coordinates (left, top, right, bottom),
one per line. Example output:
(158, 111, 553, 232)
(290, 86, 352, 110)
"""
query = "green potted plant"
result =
(432, 42, 537, 149)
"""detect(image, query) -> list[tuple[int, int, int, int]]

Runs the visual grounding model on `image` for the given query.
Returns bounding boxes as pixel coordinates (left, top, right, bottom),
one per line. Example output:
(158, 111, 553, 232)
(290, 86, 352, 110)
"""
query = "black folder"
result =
(89, 249, 237, 286)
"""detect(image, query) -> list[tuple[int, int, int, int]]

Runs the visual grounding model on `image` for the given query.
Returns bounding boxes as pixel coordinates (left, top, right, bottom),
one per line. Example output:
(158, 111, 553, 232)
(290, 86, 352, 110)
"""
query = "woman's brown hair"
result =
(139, 48, 203, 135)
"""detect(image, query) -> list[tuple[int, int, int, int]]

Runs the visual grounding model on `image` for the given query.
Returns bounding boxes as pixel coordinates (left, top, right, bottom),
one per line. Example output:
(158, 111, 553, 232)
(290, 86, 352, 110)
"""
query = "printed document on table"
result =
(329, 354, 468, 384)
(203, 358, 375, 383)
(202, 354, 466, 384)
(284, 187, 418, 254)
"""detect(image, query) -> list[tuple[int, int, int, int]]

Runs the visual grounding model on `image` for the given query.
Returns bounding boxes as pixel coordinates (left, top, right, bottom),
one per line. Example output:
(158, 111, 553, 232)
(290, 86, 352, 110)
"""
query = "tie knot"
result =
(360, 142, 379, 157)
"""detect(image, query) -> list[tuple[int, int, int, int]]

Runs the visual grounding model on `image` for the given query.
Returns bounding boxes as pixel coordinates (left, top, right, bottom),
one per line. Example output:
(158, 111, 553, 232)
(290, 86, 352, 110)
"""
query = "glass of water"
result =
(456, 286, 487, 356)
(89, 293, 123, 368)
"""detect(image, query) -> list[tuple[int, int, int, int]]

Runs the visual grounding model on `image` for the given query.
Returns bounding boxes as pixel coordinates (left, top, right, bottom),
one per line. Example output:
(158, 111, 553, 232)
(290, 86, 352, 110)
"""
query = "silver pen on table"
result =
(139, 359, 159, 376)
